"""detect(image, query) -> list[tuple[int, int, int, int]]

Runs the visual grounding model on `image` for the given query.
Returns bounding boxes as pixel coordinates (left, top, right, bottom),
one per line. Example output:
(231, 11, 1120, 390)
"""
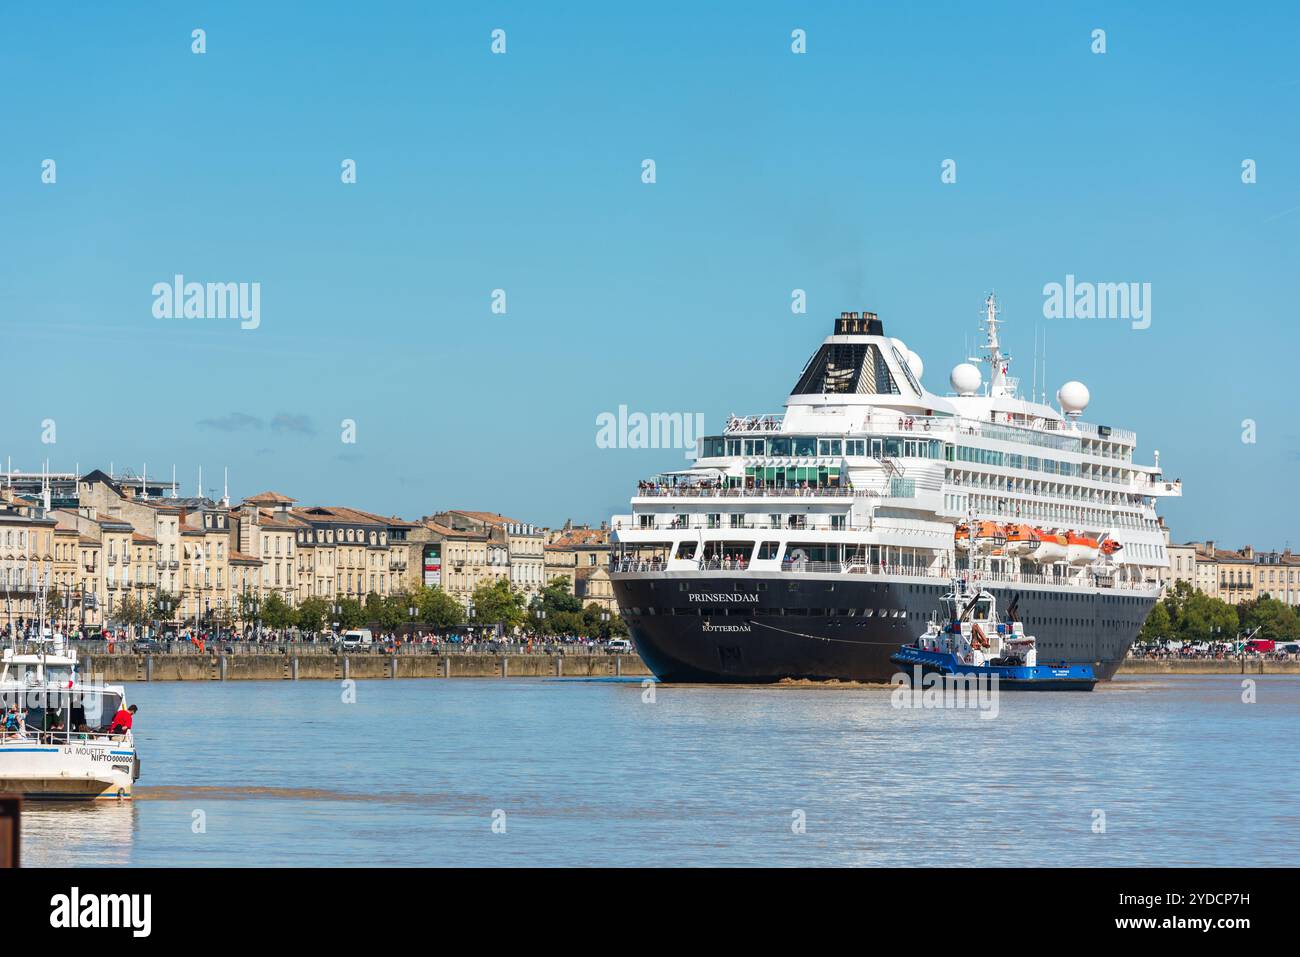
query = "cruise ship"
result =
(608, 295, 1180, 683)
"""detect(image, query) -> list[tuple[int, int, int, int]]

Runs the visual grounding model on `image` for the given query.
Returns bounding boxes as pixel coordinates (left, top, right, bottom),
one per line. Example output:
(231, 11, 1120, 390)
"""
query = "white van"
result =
(339, 629, 373, 649)
(607, 638, 632, 653)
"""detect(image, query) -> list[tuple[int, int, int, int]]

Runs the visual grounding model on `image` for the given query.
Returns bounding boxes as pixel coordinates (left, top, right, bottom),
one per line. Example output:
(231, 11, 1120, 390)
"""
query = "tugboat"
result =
(890, 579, 1097, 691)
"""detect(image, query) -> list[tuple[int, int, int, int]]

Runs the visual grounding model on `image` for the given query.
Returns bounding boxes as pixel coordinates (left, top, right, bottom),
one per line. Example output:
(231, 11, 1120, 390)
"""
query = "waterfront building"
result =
(418, 521, 496, 606)
(546, 523, 612, 606)
(286, 504, 409, 601)
(232, 492, 299, 606)
(430, 511, 546, 599)
(0, 498, 57, 634)
(1255, 549, 1300, 607)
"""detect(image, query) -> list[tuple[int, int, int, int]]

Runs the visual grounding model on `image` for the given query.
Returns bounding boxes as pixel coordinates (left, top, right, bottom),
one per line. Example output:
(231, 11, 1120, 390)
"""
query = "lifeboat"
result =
(971, 521, 1006, 554)
(1028, 528, 1068, 564)
(954, 523, 971, 552)
(1100, 538, 1123, 557)
(1002, 523, 1037, 557)
(1065, 531, 1101, 566)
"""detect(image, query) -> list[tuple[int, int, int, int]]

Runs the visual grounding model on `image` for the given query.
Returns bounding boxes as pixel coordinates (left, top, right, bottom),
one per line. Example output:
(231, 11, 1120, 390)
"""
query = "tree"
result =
(295, 596, 329, 634)
(1139, 602, 1172, 643)
(1177, 590, 1238, 643)
(262, 592, 294, 630)
(116, 594, 149, 633)
(151, 590, 180, 624)
(1238, 596, 1299, 641)
(414, 586, 464, 629)
(334, 596, 365, 630)
(471, 578, 527, 633)
(538, 577, 583, 616)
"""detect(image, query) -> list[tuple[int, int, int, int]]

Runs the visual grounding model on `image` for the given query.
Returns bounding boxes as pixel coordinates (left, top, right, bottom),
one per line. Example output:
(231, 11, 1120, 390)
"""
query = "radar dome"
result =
(1057, 380, 1090, 414)
(906, 350, 924, 380)
(950, 363, 981, 395)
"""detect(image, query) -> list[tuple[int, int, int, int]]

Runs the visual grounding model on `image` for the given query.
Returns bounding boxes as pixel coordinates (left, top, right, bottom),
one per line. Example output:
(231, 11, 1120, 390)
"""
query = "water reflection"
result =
(21, 801, 135, 867)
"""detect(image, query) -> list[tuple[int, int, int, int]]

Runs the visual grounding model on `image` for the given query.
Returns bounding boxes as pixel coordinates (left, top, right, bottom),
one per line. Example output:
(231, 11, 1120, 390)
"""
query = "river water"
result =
(19, 675, 1298, 867)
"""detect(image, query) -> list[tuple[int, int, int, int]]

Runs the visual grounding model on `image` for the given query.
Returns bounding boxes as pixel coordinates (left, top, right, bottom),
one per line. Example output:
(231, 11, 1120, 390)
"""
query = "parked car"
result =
(133, 638, 163, 654)
(606, 638, 633, 653)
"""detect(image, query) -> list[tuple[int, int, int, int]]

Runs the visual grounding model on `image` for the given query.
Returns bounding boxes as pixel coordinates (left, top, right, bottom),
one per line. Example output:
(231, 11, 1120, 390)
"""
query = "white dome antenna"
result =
(1057, 380, 1090, 418)
(950, 363, 981, 395)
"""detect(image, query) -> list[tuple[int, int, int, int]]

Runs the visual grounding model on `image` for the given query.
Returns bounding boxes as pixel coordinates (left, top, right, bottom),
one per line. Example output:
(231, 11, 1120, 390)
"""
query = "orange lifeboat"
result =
(1003, 523, 1037, 557)
(971, 521, 1006, 554)
(1028, 528, 1068, 564)
(954, 522, 971, 552)
(1100, 539, 1123, 557)
(1065, 531, 1101, 566)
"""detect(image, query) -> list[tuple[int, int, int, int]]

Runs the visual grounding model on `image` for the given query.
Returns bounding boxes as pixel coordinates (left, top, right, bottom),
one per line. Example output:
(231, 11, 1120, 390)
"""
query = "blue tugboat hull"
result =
(889, 647, 1097, 691)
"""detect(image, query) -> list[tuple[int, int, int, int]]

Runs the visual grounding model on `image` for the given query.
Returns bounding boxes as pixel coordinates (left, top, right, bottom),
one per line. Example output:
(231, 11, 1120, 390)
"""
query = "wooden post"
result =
(0, 796, 19, 868)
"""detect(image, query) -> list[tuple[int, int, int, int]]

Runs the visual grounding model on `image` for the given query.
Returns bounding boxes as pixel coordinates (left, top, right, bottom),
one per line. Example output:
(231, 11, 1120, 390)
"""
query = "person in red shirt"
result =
(109, 704, 137, 735)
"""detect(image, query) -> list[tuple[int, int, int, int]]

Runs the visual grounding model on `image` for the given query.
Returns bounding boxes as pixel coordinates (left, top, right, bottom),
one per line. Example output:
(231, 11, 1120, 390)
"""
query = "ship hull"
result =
(611, 571, 1154, 684)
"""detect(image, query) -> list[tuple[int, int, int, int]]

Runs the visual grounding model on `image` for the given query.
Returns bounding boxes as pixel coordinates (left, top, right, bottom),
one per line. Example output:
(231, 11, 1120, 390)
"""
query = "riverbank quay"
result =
(79, 647, 653, 681)
(1118, 657, 1300, 675)
(61, 639, 1300, 682)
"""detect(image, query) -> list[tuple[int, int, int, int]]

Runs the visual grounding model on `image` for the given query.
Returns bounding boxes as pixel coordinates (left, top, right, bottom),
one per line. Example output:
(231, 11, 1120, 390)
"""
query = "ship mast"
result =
(979, 293, 1014, 398)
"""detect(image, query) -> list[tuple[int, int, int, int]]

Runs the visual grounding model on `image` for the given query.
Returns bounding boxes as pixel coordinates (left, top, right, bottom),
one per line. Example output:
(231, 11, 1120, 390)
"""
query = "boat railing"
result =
(610, 558, 1154, 590)
(634, 486, 874, 499)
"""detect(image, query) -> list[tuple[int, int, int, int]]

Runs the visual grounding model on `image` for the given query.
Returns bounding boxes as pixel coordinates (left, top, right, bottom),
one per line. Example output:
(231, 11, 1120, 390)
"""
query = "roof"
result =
(549, 529, 608, 548)
(422, 521, 488, 541)
(131, 532, 159, 545)
(243, 491, 297, 505)
(228, 550, 263, 564)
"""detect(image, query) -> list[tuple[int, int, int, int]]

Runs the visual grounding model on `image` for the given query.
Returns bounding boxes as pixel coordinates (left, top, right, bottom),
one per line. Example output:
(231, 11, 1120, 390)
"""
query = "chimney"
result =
(1203, 540, 1214, 557)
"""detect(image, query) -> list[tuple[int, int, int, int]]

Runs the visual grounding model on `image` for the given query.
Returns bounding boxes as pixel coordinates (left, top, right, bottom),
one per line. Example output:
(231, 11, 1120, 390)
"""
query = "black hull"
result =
(612, 572, 1153, 684)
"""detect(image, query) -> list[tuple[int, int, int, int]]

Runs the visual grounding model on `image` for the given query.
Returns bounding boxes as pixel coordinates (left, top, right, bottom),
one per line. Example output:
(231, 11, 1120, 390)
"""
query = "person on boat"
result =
(2, 707, 17, 739)
(109, 703, 137, 735)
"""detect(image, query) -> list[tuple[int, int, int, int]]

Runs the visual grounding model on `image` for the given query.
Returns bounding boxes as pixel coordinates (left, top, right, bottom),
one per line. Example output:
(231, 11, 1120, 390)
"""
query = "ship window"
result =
(770, 437, 792, 455)
(794, 436, 817, 456)
(675, 542, 697, 560)
(756, 542, 780, 560)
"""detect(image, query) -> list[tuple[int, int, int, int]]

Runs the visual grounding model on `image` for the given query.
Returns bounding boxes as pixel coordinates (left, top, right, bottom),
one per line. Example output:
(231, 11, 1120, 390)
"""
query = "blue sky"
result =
(1, 2, 1297, 546)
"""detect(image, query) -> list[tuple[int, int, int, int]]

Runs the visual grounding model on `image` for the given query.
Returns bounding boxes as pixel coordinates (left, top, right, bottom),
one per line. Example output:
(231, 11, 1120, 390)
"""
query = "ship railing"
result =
(610, 557, 1154, 591)
(634, 486, 876, 499)
(0, 728, 134, 747)
(724, 414, 785, 433)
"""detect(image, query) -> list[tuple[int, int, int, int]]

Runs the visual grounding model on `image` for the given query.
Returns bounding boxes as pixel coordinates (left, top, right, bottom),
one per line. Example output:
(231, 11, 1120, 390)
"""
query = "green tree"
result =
(414, 586, 464, 628)
(1238, 596, 1300, 641)
(116, 594, 149, 632)
(334, 596, 365, 630)
(538, 577, 583, 616)
(1177, 591, 1238, 643)
(1139, 602, 1172, 643)
(151, 590, 180, 624)
(295, 596, 329, 634)
(471, 578, 527, 633)
(262, 592, 294, 630)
